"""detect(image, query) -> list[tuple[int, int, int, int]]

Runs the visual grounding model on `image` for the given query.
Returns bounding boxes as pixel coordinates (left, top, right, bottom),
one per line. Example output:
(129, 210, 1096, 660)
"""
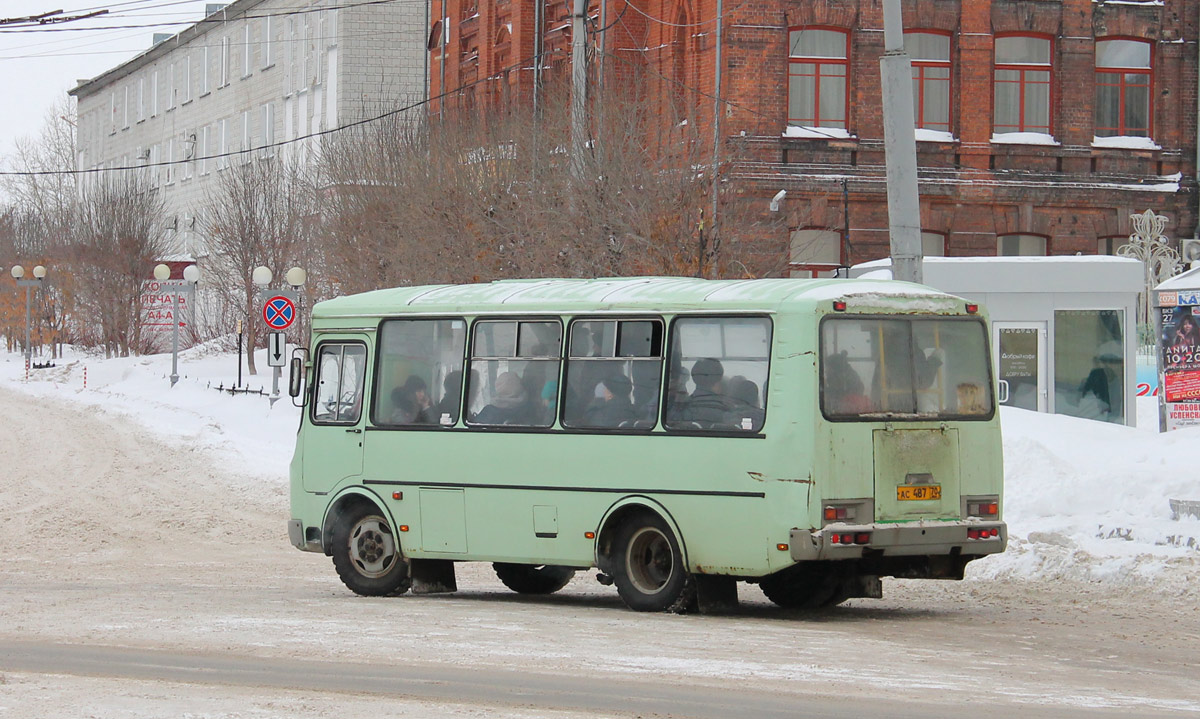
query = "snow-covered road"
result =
(1, 382, 1198, 717)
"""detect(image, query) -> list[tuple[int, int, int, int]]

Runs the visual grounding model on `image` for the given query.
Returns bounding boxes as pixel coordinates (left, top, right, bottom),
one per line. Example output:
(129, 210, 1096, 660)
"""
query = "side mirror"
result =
(289, 356, 304, 398)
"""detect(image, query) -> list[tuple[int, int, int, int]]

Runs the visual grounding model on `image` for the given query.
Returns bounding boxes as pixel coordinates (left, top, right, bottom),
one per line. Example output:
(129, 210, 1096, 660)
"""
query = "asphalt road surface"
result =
(1, 386, 1198, 718)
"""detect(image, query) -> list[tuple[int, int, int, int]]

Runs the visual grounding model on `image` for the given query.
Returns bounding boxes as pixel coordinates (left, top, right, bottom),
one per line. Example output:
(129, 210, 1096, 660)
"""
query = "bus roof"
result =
(311, 276, 964, 319)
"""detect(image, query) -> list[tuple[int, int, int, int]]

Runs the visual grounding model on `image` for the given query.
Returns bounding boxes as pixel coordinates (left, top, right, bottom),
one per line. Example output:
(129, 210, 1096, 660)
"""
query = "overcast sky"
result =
(1, 0, 211, 165)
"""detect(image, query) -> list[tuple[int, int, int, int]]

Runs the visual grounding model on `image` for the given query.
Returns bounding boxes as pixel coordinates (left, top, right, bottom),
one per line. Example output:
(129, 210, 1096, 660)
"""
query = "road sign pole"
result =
(170, 291, 180, 387)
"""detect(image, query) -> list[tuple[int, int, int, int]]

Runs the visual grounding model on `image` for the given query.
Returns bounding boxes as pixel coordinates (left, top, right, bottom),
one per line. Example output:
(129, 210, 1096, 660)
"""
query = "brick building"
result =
(431, 0, 1199, 274)
(70, 0, 429, 259)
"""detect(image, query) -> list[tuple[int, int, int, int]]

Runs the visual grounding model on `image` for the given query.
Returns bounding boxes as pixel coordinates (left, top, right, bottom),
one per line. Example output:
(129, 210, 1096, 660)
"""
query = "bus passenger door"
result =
(993, 322, 1046, 412)
(302, 339, 369, 493)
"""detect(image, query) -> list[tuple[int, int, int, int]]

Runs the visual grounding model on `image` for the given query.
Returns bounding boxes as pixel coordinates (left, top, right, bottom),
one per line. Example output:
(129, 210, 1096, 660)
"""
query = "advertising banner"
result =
(1157, 294, 1200, 430)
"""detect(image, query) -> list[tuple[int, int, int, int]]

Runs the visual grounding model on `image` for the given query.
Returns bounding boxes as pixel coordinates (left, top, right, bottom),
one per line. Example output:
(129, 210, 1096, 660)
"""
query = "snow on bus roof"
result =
(312, 276, 959, 317)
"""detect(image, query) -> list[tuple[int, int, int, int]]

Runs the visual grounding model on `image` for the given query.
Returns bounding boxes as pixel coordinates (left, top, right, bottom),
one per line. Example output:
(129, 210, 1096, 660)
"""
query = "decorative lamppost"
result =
(153, 262, 200, 387)
(1118, 209, 1181, 331)
(253, 265, 307, 403)
(11, 264, 48, 372)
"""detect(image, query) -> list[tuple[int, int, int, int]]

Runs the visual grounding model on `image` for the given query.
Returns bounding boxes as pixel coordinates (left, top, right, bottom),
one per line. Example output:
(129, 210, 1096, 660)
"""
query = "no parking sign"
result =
(262, 296, 296, 330)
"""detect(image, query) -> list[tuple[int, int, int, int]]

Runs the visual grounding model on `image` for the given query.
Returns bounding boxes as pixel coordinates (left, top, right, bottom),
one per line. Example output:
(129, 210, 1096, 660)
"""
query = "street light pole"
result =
(11, 264, 47, 374)
(154, 263, 200, 387)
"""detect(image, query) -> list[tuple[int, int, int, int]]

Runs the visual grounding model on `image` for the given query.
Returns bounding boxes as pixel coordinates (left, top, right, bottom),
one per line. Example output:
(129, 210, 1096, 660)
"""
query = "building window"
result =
(262, 16, 273, 68)
(219, 118, 228, 169)
(261, 102, 275, 157)
(183, 55, 192, 102)
(1097, 236, 1132, 255)
(242, 110, 252, 164)
(906, 32, 951, 133)
(787, 28, 849, 129)
(789, 228, 842, 277)
(201, 46, 210, 94)
(922, 231, 946, 257)
(1055, 309, 1125, 424)
(123, 85, 130, 128)
(151, 69, 159, 116)
(168, 62, 176, 108)
(221, 36, 231, 87)
(243, 24, 252, 77)
(199, 126, 209, 175)
(1095, 39, 1152, 138)
(994, 35, 1052, 134)
(137, 77, 145, 122)
(997, 233, 1047, 256)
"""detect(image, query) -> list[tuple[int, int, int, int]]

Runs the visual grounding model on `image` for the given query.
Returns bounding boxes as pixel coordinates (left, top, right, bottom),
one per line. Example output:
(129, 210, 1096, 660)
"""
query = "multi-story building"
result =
(70, 0, 429, 259)
(432, 0, 1199, 274)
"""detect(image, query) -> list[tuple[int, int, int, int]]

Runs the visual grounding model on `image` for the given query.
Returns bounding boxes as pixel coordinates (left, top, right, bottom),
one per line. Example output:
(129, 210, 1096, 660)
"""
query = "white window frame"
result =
(221, 36, 230, 87)
(123, 85, 130, 128)
(151, 69, 159, 117)
(262, 16, 273, 68)
(201, 46, 211, 94)
(242, 110, 252, 164)
(168, 62, 176, 109)
(184, 55, 192, 102)
(200, 126, 210, 175)
(219, 118, 229, 169)
(261, 102, 275, 158)
(137, 77, 145, 122)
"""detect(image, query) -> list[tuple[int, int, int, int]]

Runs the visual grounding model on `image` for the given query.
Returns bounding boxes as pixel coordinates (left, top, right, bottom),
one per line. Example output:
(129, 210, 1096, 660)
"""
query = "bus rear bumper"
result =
(789, 521, 1007, 562)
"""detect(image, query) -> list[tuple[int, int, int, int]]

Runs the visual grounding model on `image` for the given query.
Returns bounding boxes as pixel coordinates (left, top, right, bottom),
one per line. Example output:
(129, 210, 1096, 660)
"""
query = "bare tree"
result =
(316, 76, 781, 292)
(202, 157, 315, 375)
(72, 173, 169, 357)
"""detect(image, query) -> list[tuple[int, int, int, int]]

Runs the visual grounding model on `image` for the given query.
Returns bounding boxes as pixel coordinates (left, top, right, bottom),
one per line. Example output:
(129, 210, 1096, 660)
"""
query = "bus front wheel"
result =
(611, 513, 695, 613)
(331, 504, 411, 597)
(493, 563, 576, 594)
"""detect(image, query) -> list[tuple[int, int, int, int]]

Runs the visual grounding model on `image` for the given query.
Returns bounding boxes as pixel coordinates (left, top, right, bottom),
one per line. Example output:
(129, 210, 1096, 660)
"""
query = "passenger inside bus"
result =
(824, 351, 875, 415)
(437, 370, 463, 424)
(681, 357, 737, 427)
(728, 376, 765, 428)
(474, 371, 534, 425)
(584, 373, 637, 428)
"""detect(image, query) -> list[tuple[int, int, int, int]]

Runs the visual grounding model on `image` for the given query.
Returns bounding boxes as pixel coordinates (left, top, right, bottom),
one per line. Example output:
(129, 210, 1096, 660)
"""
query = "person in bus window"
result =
(389, 386, 418, 424)
(682, 358, 735, 427)
(728, 376, 764, 429)
(437, 370, 463, 424)
(403, 375, 435, 424)
(475, 371, 533, 425)
(825, 351, 873, 415)
(585, 373, 636, 428)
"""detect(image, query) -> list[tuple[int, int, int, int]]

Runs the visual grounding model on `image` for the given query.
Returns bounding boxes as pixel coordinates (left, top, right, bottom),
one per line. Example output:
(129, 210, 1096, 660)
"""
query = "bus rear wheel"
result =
(331, 504, 411, 597)
(492, 563, 576, 594)
(611, 513, 695, 613)
(758, 565, 837, 609)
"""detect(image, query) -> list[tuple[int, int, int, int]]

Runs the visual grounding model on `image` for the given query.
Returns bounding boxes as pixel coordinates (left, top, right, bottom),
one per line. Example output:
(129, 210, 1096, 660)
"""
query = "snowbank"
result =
(3, 344, 1198, 590)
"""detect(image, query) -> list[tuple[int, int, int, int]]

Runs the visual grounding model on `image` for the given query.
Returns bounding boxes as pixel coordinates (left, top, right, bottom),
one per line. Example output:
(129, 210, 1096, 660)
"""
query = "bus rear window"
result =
(821, 317, 992, 420)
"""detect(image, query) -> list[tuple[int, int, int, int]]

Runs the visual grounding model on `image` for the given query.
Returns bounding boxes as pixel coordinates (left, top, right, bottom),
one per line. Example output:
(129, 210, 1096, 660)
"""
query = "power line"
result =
(623, 0, 751, 30)
(0, 50, 557, 177)
(0, 0, 407, 33)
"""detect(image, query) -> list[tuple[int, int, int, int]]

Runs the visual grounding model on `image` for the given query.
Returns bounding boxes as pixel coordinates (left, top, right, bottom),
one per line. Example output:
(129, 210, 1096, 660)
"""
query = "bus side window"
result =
(468, 320, 562, 428)
(371, 319, 467, 428)
(562, 319, 664, 430)
(664, 316, 771, 432)
(313, 343, 367, 425)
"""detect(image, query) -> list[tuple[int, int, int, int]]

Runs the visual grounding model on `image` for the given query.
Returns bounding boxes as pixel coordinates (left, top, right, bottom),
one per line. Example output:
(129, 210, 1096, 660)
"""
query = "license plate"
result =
(897, 485, 942, 501)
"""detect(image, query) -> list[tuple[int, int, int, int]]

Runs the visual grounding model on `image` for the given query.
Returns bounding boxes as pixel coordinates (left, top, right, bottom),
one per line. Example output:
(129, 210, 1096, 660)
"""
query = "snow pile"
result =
(970, 406, 1200, 592)
(3, 345, 1198, 590)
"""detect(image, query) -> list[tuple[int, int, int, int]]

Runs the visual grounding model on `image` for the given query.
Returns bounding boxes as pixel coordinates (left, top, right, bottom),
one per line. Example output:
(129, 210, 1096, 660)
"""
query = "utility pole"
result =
(570, 0, 587, 179)
(879, 0, 923, 284)
(707, 0, 724, 278)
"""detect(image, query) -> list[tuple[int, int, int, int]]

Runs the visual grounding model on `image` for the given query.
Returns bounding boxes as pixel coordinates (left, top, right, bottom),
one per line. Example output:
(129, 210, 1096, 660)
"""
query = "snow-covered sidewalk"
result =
(3, 343, 1198, 592)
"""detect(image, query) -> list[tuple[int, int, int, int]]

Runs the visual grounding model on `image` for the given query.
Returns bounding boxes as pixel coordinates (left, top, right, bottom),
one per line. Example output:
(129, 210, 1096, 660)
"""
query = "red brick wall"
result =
(430, 0, 1199, 270)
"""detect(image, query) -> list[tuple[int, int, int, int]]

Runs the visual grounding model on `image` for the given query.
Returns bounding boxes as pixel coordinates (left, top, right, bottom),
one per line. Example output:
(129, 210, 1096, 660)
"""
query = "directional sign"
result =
(268, 332, 286, 367)
(262, 296, 296, 330)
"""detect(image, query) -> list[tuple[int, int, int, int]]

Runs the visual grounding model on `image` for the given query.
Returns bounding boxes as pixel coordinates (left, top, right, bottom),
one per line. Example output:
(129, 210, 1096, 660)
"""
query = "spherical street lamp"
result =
(11, 265, 25, 279)
(252, 266, 273, 286)
(153, 263, 171, 281)
(285, 266, 307, 288)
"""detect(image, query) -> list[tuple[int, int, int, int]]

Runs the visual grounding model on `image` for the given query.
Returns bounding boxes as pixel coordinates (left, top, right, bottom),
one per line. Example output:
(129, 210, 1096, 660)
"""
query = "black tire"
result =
(758, 565, 837, 610)
(611, 512, 695, 613)
(330, 503, 411, 596)
(492, 563, 577, 594)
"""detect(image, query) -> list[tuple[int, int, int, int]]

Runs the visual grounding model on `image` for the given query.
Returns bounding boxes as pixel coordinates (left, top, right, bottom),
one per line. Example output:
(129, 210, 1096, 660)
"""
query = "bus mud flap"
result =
(409, 559, 458, 594)
(694, 575, 739, 615)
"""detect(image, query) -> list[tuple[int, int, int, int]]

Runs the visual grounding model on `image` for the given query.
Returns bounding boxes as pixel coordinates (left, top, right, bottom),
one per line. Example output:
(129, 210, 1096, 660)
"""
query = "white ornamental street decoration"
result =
(1118, 209, 1181, 326)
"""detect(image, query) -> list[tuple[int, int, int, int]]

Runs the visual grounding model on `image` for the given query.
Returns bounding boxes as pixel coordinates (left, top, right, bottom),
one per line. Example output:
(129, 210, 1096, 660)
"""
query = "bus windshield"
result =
(821, 316, 993, 420)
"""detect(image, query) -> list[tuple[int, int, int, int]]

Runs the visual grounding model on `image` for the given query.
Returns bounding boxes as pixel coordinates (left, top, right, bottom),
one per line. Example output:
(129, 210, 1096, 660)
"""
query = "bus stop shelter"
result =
(852, 257, 1143, 426)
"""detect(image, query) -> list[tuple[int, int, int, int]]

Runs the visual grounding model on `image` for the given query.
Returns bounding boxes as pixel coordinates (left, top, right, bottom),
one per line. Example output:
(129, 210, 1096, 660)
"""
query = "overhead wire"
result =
(0, 49, 558, 177)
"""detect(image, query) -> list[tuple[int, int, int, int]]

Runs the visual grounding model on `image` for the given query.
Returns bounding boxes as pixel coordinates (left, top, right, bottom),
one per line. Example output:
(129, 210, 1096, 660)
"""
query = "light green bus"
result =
(287, 277, 1006, 613)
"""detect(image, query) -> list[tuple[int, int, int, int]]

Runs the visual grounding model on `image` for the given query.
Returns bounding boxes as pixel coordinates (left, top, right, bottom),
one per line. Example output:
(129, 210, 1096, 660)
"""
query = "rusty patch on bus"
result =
(747, 471, 812, 485)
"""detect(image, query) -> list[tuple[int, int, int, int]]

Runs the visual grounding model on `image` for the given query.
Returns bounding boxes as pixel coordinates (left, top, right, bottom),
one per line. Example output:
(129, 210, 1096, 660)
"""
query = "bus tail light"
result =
(966, 497, 1000, 519)
(823, 505, 857, 522)
(968, 528, 1000, 540)
(830, 533, 870, 545)
(833, 300, 847, 312)
(966, 303, 979, 314)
